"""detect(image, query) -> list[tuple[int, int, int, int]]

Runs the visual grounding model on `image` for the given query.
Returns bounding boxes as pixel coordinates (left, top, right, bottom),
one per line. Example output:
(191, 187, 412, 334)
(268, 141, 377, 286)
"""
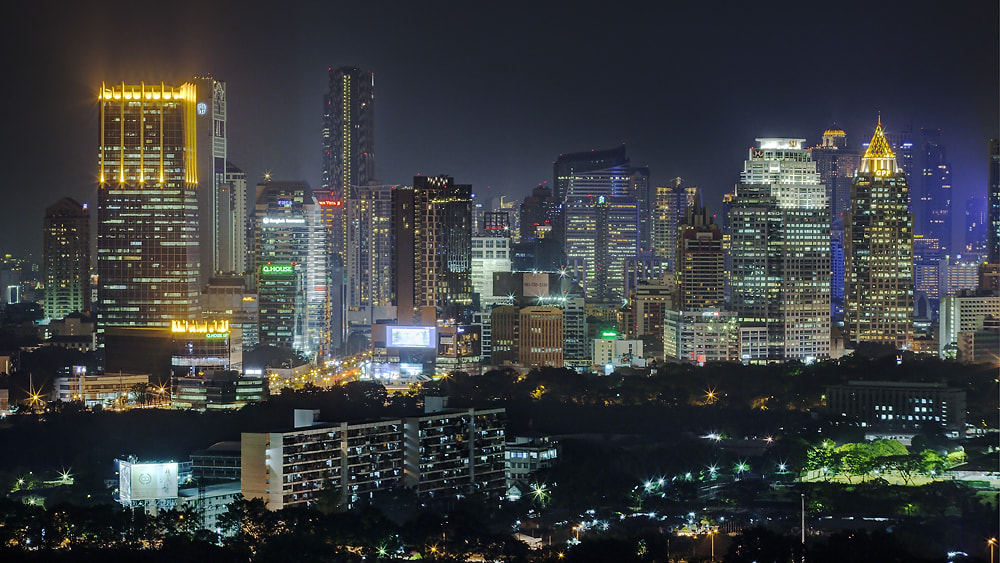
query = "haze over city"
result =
(1, 0, 996, 256)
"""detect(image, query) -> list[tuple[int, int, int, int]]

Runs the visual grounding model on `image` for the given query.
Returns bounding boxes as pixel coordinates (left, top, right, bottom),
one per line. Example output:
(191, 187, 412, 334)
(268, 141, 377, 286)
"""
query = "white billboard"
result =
(523, 273, 549, 298)
(387, 326, 436, 348)
(119, 460, 178, 502)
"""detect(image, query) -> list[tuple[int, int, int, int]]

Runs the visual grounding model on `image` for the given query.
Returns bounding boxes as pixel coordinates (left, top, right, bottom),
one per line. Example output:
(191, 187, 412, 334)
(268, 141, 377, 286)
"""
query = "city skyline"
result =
(1, 1, 997, 258)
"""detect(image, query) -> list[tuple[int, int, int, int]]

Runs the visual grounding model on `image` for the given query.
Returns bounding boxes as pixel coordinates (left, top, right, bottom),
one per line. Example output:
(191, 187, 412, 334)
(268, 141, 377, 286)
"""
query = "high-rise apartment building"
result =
(44, 198, 90, 319)
(845, 120, 914, 349)
(728, 138, 831, 361)
(322, 67, 375, 263)
(97, 82, 200, 328)
(652, 179, 700, 269)
(253, 181, 327, 354)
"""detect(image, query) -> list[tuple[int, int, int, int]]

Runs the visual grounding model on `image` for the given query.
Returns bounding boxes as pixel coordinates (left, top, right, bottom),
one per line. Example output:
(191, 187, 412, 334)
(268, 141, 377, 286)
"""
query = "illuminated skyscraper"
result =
(322, 67, 375, 262)
(44, 198, 90, 319)
(220, 162, 248, 274)
(728, 138, 831, 361)
(845, 120, 914, 349)
(253, 181, 328, 354)
(393, 176, 474, 323)
(192, 76, 228, 283)
(97, 82, 200, 328)
(564, 195, 639, 302)
(345, 184, 394, 332)
(676, 201, 723, 310)
(988, 139, 1000, 263)
(652, 178, 700, 269)
(917, 128, 952, 253)
(811, 127, 860, 322)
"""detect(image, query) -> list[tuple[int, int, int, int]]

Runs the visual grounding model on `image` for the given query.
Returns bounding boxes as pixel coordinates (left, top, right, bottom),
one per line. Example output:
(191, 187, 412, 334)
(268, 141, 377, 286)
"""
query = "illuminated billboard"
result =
(118, 460, 178, 502)
(387, 326, 436, 348)
(261, 264, 295, 276)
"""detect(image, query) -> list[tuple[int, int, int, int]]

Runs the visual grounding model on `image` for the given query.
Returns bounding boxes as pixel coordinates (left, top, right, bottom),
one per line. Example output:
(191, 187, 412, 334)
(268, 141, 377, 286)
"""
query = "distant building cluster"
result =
(0, 66, 996, 412)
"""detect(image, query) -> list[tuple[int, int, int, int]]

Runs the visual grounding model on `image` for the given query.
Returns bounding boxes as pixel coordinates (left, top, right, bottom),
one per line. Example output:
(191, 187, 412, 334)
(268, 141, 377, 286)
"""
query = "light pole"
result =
(710, 528, 716, 562)
(988, 537, 996, 563)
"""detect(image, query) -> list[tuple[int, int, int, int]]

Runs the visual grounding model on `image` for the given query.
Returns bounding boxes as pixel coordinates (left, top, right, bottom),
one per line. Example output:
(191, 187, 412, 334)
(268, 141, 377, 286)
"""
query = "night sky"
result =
(3, 1, 997, 257)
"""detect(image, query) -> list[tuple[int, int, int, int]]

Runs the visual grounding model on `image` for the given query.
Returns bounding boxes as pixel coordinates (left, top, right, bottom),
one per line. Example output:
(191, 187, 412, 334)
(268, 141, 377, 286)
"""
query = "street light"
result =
(988, 537, 997, 563)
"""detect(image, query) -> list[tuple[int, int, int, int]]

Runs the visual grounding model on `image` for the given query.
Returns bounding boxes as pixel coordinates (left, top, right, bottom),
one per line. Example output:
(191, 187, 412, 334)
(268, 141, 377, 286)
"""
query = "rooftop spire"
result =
(860, 117, 898, 175)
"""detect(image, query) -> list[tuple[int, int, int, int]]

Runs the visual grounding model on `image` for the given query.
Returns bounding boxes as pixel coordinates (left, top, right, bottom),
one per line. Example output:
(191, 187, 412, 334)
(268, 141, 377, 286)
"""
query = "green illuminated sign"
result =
(601, 330, 618, 339)
(261, 264, 294, 276)
(205, 332, 229, 339)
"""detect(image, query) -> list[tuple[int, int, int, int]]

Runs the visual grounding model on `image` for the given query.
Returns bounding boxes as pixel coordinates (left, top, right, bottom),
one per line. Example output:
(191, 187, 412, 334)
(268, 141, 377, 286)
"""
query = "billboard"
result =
(387, 326, 436, 348)
(523, 273, 549, 298)
(119, 460, 178, 502)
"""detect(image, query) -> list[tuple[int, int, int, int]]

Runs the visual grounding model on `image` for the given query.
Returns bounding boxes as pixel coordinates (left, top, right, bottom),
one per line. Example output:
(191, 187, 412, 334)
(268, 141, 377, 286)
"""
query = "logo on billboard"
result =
(261, 264, 295, 276)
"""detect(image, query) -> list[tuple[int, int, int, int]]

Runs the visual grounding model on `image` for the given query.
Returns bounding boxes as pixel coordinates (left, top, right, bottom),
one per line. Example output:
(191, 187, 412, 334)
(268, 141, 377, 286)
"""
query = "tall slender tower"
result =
(676, 201, 723, 310)
(44, 198, 90, 319)
(322, 67, 375, 262)
(192, 76, 227, 283)
(411, 176, 474, 322)
(728, 138, 831, 361)
(97, 82, 200, 328)
(988, 139, 1000, 264)
(652, 178, 700, 269)
(845, 119, 914, 349)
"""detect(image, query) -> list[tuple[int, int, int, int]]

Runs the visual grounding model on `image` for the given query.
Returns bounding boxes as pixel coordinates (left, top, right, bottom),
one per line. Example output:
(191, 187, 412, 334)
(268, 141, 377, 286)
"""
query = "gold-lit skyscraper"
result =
(844, 119, 914, 349)
(97, 82, 200, 328)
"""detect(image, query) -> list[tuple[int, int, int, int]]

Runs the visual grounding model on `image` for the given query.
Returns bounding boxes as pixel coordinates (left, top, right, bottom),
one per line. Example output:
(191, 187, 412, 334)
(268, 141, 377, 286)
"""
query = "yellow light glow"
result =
(170, 319, 230, 334)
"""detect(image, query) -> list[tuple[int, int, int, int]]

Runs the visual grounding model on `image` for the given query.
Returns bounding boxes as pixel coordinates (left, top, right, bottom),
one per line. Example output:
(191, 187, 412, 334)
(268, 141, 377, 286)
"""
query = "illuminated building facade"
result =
(917, 128, 952, 254)
(652, 179, 700, 268)
(553, 145, 629, 202)
(728, 138, 831, 361)
(845, 120, 914, 349)
(242, 406, 505, 510)
(812, 127, 860, 322)
(44, 198, 90, 319)
(254, 181, 327, 353)
(192, 76, 228, 284)
(220, 162, 249, 275)
(390, 186, 416, 323)
(97, 82, 200, 328)
(413, 176, 474, 321)
(345, 184, 394, 333)
(676, 201, 724, 310)
(989, 139, 1000, 263)
(518, 306, 563, 368)
(663, 309, 739, 364)
(564, 195, 639, 302)
(202, 276, 258, 349)
(471, 236, 512, 309)
(322, 67, 375, 264)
